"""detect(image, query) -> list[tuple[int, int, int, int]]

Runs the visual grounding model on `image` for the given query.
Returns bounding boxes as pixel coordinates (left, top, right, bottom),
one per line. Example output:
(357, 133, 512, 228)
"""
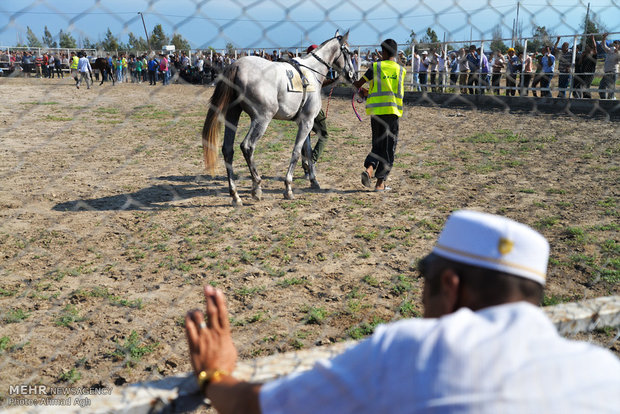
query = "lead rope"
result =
(352, 88, 364, 122)
(324, 84, 335, 118)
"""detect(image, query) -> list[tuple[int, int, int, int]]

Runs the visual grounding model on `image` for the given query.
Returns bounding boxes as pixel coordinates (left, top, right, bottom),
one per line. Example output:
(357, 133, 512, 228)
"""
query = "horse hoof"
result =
(232, 198, 243, 207)
(283, 191, 295, 200)
(252, 189, 263, 201)
(310, 180, 321, 190)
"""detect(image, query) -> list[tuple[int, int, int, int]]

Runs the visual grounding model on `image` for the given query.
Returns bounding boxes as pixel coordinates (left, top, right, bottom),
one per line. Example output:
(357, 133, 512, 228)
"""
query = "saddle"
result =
(284, 59, 316, 120)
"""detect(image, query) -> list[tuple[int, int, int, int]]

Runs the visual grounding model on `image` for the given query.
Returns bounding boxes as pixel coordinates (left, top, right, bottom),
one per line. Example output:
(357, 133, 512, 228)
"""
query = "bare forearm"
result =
(207, 376, 263, 414)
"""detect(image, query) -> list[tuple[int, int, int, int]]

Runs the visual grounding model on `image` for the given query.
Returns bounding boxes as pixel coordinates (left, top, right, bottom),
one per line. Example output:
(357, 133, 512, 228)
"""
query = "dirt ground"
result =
(0, 76, 618, 400)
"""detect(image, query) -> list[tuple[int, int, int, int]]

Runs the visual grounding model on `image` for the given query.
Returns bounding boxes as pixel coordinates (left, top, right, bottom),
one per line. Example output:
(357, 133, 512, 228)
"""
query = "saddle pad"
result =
(286, 67, 316, 93)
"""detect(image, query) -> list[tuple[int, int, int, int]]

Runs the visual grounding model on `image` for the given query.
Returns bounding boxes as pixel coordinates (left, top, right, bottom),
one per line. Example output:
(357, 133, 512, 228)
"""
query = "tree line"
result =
(16, 24, 191, 52)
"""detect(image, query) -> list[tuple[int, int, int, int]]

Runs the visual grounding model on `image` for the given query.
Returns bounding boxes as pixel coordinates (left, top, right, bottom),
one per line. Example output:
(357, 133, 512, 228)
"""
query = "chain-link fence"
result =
(1, 1, 619, 412)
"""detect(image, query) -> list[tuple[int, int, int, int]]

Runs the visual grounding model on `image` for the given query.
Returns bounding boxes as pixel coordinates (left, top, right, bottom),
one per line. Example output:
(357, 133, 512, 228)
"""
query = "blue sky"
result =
(1, 0, 618, 50)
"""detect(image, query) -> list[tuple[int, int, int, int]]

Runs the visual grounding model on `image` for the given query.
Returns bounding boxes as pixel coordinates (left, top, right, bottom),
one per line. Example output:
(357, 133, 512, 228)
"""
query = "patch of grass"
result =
(26, 101, 59, 105)
(58, 368, 81, 384)
(535, 215, 560, 229)
(0, 336, 10, 352)
(55, 304, 86, 327)
(96, 107, 119, 114)
(277, 277, 308, 287)
(563, 227, 587, 245)
(0, 287, 16, 297)
(347, 316, 386, 340)
(112, 330, 158, 367)
(354, 227, 379, 241)
(235, 286, 265, 298)
(542, 294, 571, 306)
(518, 188, 535, 194)
(4, 308, 29, 324)
(409, 172, 432, 180)
(72, 287, 144, 309)
(304, 307, 327, 325)
(362, 275, 380, 287)
(601, 239, 619, 255)
(390, 274, 414, 296)
(45, 115, 73, 121)
(398, 299, 422, 318)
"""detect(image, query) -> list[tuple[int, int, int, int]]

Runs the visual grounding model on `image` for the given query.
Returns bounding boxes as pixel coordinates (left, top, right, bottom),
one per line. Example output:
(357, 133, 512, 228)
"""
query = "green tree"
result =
(418, 27, 440, 51)
(81, 37, 97, 50)
(58, 30, 77, 48)
(490, 25, 507, 52)
(127, 32, 149, 51)
(100, 28, 119, 52)
(529, 26, 553, 54)
(26, 26, 42, 48)
(149, 24, 168, 50)
(226, 42, 235, 55)
(580, 13, 606, 48)
(42, 26, 57, 48)
(170, 33, 190, 51)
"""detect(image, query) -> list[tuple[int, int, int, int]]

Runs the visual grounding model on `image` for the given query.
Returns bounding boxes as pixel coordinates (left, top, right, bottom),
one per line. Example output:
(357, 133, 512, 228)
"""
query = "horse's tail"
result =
(203, 65, 238, 174)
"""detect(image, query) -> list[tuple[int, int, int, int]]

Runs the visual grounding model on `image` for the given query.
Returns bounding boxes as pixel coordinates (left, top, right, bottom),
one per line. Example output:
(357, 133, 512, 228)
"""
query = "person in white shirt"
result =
(185, 210, 620, 414)
(598, 33, 620, 99)
(76, 51, 92, 89)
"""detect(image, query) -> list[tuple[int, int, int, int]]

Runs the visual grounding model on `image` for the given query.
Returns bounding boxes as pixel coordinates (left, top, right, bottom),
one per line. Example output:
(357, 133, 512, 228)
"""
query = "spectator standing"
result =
(505, 48, 520, 96)
(148, 56, 158, 85)
(43, 53, 50, 78)
(418, 51, 429, 92)
(184, 210, 620, 414)
(121, 54, 128, 82)
(520, 52, 533, 96)
(573, 36, 597, 99)
(34, 53, 43, 78)
(159, 54, 169, 85)
(354, 39, 406, 192)
(466, 45, 480, 94)
(449, 52, 459, 88)
(52, 54, 63, 78)
(135, 55, 143, 83)
(598, 33, 620, 99)
(428, 49, 438, 92)
(540, 46, 555, 97)
(457, 48, 469, 93)
(490, 50, 504, 95)
(479, 48, 490, 94)
(553, 37, 573, 98)
(76, 51, 92, 89)
(437, 49, 447, 93)
(530, 51, 545, 97)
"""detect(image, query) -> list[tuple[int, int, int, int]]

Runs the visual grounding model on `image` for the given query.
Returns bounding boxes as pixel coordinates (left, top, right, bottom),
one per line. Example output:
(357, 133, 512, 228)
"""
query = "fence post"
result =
(569, 35, 578, 99)
(521, 40, 528, 94)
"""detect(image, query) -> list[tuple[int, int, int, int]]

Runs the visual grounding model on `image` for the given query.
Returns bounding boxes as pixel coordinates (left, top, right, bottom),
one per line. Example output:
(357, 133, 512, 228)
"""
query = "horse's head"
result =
(332, 31, 357, 84)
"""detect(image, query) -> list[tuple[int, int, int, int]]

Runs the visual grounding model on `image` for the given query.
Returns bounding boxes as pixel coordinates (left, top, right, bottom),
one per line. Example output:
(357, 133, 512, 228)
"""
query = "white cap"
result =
(432, 210, 549, 285)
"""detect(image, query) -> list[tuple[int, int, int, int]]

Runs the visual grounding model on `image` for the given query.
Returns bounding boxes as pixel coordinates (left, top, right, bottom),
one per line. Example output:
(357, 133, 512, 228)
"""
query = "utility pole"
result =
(582, 2, 590, 50)
(516, 2, 520, 44)
(138, 12, 151, 51)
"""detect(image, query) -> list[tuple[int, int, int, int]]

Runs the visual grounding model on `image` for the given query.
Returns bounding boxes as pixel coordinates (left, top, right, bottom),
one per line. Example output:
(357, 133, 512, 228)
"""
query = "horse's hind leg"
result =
(284, 121, 314, 199)
(240, 118, 270, 201)
(222, 106, 243, 206)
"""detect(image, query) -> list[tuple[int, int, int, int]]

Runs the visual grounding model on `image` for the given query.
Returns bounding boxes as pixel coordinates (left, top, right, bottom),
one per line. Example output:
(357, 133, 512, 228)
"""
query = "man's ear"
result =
(439, 268, 460, 312)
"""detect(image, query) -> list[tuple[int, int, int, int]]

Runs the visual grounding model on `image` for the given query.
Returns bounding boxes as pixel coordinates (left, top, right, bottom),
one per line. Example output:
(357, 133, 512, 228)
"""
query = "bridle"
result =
(302, 37, 355, 83)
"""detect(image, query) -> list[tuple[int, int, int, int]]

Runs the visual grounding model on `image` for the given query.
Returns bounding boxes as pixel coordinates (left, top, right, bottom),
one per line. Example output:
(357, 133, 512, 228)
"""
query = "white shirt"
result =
(77, 57, 92, 73)
(260, 302, 620, 414)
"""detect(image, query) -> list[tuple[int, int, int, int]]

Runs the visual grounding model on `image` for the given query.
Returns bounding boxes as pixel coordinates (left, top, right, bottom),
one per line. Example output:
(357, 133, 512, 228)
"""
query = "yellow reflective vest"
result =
(70, 56, 79, 70)
(365, 60, 406, 117)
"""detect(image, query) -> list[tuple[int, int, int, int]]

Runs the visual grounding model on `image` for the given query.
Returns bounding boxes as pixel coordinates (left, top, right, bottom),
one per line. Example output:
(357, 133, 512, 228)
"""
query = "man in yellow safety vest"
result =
(353, 38, 406, 192)
(70, 51, 79, 85)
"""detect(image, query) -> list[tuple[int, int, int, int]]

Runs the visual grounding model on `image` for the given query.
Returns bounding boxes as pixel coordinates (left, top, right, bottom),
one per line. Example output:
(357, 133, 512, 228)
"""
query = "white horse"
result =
(202, 32, 356, 206)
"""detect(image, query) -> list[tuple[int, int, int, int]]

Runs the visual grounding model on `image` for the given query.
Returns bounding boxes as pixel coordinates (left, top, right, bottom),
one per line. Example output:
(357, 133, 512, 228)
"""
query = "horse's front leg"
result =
(240, 119, 270, 201)
(284, 122, 314, 200)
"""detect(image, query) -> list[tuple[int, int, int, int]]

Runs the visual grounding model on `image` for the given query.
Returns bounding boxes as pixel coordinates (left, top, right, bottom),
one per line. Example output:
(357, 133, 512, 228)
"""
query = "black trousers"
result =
(365, 115, 399, 180)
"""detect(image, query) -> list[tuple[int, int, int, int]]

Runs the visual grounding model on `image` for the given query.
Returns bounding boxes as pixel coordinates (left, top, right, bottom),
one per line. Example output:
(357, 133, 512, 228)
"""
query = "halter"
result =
(304, 39, 354, 82)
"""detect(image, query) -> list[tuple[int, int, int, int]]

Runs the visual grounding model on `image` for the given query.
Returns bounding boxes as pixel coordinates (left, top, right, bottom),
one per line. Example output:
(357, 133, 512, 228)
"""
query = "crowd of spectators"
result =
(1, 33, 618, 99)
(404, 34, 619, 99)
